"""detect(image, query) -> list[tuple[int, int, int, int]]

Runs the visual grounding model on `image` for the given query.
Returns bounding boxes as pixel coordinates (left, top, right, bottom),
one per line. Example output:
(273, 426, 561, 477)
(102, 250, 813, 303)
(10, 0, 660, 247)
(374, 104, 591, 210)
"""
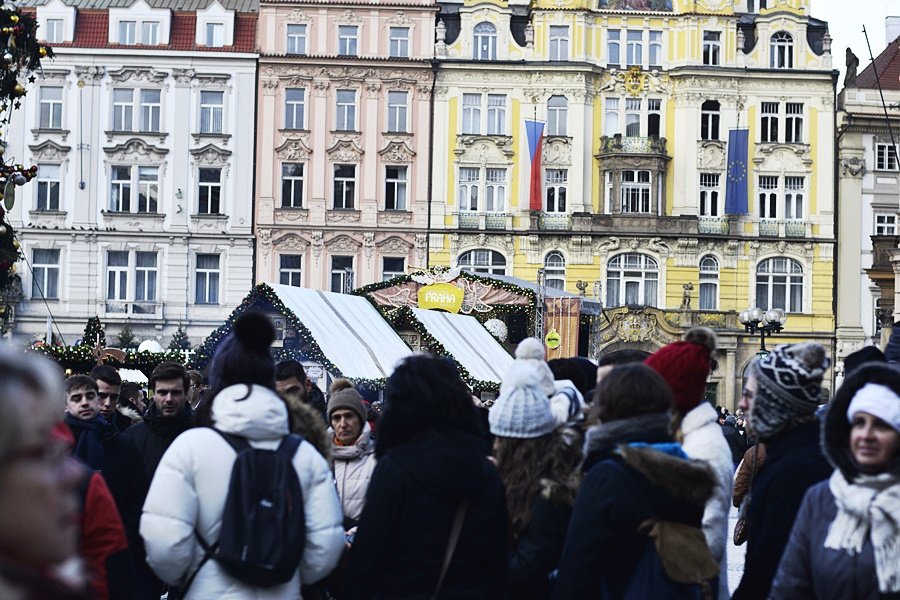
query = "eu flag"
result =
(725, 129, 749, 214)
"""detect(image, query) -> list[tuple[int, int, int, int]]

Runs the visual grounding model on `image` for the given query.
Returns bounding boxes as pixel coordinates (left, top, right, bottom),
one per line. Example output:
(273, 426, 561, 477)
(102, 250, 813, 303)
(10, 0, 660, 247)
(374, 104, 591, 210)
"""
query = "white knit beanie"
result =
(489, 338, 557, 439)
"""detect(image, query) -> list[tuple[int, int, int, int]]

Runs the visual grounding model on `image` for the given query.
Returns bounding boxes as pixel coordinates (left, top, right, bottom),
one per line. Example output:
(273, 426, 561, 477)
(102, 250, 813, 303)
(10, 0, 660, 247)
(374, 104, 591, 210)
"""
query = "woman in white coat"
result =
(140, 313, 344, 599)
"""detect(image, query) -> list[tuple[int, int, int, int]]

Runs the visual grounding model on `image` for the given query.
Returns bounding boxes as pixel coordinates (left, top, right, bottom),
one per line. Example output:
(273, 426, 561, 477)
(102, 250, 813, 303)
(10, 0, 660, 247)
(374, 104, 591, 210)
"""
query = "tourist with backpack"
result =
(140, 313, 344, 599)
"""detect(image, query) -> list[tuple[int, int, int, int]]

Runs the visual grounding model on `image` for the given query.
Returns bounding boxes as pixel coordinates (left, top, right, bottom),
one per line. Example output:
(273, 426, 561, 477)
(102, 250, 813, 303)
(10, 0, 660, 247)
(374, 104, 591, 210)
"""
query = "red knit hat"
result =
(644, 327, 717, 414)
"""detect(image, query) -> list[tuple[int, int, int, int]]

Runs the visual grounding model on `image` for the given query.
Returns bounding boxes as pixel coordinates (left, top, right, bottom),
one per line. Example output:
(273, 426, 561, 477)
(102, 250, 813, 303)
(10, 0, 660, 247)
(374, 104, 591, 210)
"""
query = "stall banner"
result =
(418, 283, 464, 313)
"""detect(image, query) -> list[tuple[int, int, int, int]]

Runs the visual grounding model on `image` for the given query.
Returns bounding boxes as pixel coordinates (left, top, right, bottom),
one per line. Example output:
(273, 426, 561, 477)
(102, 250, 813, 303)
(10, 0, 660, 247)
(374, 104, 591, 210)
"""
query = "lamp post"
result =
(739, 307, 787, 354)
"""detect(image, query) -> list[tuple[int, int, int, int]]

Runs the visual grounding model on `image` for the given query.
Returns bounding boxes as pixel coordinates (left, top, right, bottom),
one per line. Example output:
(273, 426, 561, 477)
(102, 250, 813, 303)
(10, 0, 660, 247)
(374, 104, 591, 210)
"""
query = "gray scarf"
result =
(583, 412, 672, 461)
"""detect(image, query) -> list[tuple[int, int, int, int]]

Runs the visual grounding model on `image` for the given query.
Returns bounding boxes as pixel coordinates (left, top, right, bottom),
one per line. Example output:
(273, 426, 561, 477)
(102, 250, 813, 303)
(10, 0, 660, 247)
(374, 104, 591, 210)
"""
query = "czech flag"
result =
(525, 120, 544, 211)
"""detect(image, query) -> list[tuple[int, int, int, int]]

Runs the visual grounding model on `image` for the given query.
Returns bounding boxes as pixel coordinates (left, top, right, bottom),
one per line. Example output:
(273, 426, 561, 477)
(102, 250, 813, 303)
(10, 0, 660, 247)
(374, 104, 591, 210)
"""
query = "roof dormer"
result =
(108, 0, 171, 46)
(196, 1, 235, 48)
(37, 0, 75, 45)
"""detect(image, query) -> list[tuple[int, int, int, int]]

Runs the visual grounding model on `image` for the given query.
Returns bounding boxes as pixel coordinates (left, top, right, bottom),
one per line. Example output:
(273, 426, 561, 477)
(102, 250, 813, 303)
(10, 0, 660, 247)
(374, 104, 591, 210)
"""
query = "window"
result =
(140, 89, 161, 132)
(545, 169, 567, 213)
(195, 254, 220, 304)
(487, 94, 506, 135)
(474, 22, 497, 60)
(770, 31, 793, 69)
(281, 163, 304, 208)
(621, 170, 651, 213)
(604, 98, 619, 136)
(137, 166, 159, 213)
(461, 94, 506, 135)
(699, 173, 720, 216)
(385, 166, 407, 210)
(875, 214, 897, 235)
(206, 22, 224, 47)
(331, 256, 354, 292)
(382, 257, 405, 281)
(544, 251, 566, 290)
(485, 168, 506, 211)
(135, 252, 157, 302)
(458, 167, 479, 211)
(109, 166, 159, 213)
(387, 91, 408, 133)
(756, 257, 803, 313)
(39, 87, 63, 129)
(338, 25, 358, 56)
(336, 89, 356, 131)
(286, 24, 307, 54)
(761, 102, 778, 143)
(547, 96, 568, 136)
(279, 255, 303, 287)
(106, 251, 128, 302)
(141, 21, 159, 45)
(45, 19, 64, 43)
(110, 166, 132, 212)
(199, 91, 224, 134)
(112, 88, 134, 131)
(549, 26, 569, 61)
(606, 253, 658, 307)
(699, 255, 719, 310)
(118, 20, 136, 45)
(462, 94, 481, 134)
(625, 97, 641, 137)
(876, 143, 899, 171)
(757, 175, 804, 220)
(333, 164, 356, 209)
(457, 249, 506, 275)
(32, 249, 59, 299)
(389, 27, 409, 58)
(701, 100, 720, 140)
(608, 30, 621, 66)
(458, 167, 506, 212)
(626, 30, 642, 66)
(113, 88, 161, 132)
(758, 175, 778, 219)
(784, 176, 804, 220)
(647, 98, 661, 137)
(785, 103, 803, 143)
(703, 31, 721, 65)
(197, 168, 222, 214)
(649, 31, 662, 66)
(284, 88, 305, 129)
(36, 164, 60, 211)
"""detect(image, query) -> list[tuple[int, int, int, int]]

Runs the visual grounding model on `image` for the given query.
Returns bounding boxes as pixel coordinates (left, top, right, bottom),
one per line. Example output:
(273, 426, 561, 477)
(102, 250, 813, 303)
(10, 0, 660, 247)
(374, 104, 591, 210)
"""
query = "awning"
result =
(409, 307, 514, 386)
(489, 274, 603, 315)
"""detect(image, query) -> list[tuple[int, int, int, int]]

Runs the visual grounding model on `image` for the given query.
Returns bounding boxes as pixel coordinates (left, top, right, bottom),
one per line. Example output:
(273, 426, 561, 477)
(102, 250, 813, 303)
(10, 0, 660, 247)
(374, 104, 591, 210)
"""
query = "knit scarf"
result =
(582, 412, 672, 471)
(64, 414, 117, 473)
(824, 469, 900, 592)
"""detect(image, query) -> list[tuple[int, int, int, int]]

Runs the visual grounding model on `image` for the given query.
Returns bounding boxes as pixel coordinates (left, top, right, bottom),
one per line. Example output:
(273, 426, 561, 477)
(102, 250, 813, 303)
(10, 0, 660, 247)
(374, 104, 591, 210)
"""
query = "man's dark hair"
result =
(276, 360, 307, 383)
(596, 349, 650, 367)
(548, 358, 590, 398)
(120, 381, 142, 403)
(150, 361, 189, 394)
(89, 364, 121, 387)
(186, 369, 204, 386)
(592, 363, 672, 423)
(65, 374, 98, 396)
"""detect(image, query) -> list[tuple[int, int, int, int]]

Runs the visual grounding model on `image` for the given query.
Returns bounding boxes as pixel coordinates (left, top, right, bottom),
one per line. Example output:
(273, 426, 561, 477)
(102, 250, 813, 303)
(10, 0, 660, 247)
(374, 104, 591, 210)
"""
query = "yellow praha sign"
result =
(418, 283, 464, 313)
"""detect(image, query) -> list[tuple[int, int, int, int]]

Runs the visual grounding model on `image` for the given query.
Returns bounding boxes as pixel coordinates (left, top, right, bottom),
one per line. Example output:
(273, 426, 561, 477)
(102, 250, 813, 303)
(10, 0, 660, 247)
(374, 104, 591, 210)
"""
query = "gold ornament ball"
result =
(9, 14, 18, 23)
(13, 83, 24, 96)
(12, 239, 19, 249)
(0, 146, 4, 156)
(38, 46, 47, 58)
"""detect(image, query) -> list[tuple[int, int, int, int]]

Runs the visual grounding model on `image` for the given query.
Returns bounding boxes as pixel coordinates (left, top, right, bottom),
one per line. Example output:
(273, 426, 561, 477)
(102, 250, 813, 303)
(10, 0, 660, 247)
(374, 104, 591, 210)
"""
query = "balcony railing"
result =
(457, 212, 480, 230)
(539, 212, 571, 230)
(598, 135, 668, 155)
(103, 301, 162, 317)
(758, 220, 810, 237)
(456, 211, 510, 231)
(784, 220, 807, 238)
(698, 216, 729, 235)
(759, 220, 780, 236)
(485, 212, 507, 230)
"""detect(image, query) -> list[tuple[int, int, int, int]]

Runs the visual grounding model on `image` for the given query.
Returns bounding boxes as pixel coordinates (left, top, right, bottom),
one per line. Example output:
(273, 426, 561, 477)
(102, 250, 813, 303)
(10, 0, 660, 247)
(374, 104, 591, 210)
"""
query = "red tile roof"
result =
(855, 37, 900, 91)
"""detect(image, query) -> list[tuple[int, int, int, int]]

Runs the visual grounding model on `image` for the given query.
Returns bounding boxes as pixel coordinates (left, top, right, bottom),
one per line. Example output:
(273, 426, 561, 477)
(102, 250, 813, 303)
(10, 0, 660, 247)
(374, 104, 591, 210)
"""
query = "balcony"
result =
(871, 235, 900, 271)
(538, 212, 571, 231)
(455, 211, 511, 231)
(457, 212, 480, 230)
(698, 216, 729, 235)
(784, 220, 808, 238)
(102, 301, 163, 318)
(759, 220, 780, 236)
(484, 212, 507, 230)
(598, 135, 668, 156)
(758, 220, 810, 238)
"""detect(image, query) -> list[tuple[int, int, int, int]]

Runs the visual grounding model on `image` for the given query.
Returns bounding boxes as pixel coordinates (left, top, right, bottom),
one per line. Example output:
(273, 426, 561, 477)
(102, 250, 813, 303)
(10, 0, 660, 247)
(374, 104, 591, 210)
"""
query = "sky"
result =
(810, 0, 896, 82)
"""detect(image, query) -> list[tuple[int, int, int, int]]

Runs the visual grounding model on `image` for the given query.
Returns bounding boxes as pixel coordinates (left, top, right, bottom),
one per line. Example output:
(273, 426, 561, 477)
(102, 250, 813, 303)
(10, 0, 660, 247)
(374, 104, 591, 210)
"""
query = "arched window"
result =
(473, 22, 497, 61)
(770, 31, 793, 69)
(547, 95, 568, 136)
(544, 251, 566, 290)
(457, 249, 506, 275)
(699, 255, 719, 310)
(700, 100, 720, 140)
(756, 257, 803, 313)
(606, 253, 658, 307)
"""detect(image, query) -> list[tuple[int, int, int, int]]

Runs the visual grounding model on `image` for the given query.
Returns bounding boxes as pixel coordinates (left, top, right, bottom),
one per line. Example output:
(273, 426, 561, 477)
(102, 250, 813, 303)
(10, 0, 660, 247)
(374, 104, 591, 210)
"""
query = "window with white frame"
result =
(649, 30, 662, 66)
(279, 255, 303, 287)
(608, 30, 621, 66)
(333, 164, 356, 209)
(286, 24, 307, 54)
(604, 97, 619, 136)
(703, 31, 721, 65)
(544, 251, 566, 290)
(474, 22, 497, 60)
(756, 257, 803, 313)
(338, 25, 358, 56)
(606, 253, 658, 307)
(485, 168, 506, 211)
(36, 164, 60, 211)
(118, 20, 136, 44)
(784, 176, 804, 220)
(198, 168, 222, 214)
(199, 90, 224, 134)
(545, 169, 568, 213)
(112, 88, 161, 132)
(45, 19, 64, 43)
(206, 22, 224, 47)
(876, 143, 899, 171)
(106, 251, 128, 302)
(647, 98, 661, 137)
(457, 249, 506, 275)
(770, 31, 793, 69)
(761, 102, 779, 143)
(547, 95, 567, 136)
(875, 213, 897, 235)
(757, 175, 804, 220)
(487, 94, 507, 135)
(108, 251, 158, 305)
(137, 166, 159, 213)
(549, 26, 569, 61)
(32, 249, 59, 299)
(758, 175, 778, 219)
(462, 94, 481, 134)
(387, 91, 408, 133)
(699, 173, 720, 216)
(141, 21, 159, 45)
(458, 167, 479, 211)
(195, 253, 220, 304)
(625, 97, 641, 137)
(785, 103, 803, 143)
(140, 89, 161, 132)
(110, 166, 132, 212)
(331, 256, 354, 292)
(336, 89, 356, 131)
(626, 30, 643, 66)
(701, 100, 720, 140)
(457, 167, 507, 212)
(385, 166, 407, 211)
(109, 166, 159, 213)
(389, 27, 409, 58)
(135, 252, 157, 302)
(112, 89, 134, 131)
(39, 87, 63, 129)
(621, 170, 651, 213)
(461, 93, 507, 135)
(284, 88, 305, 130)
(699, 255, 718, 310)
(382, 257, 405, 281)
(281, 163, 304, 208)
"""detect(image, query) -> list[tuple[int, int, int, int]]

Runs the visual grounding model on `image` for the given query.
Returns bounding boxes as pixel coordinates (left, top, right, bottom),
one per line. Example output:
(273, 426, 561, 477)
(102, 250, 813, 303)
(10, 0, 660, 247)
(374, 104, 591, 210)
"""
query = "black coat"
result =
(344, 429, 508, 600)
(732, 420, 831, 600)
(122, 403, 192, 482)
(509, 489, 573, 600)
(721, 422, 748, 467)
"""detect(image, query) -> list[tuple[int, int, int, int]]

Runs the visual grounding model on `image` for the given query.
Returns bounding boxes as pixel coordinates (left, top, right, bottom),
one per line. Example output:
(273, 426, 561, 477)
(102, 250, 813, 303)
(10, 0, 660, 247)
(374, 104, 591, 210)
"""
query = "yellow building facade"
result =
(428, 0, 836, 408)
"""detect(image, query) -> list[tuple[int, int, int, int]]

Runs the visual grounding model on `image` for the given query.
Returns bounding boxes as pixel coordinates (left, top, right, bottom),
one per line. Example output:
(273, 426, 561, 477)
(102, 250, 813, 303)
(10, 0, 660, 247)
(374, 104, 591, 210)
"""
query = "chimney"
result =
(887, 16, 900, 45)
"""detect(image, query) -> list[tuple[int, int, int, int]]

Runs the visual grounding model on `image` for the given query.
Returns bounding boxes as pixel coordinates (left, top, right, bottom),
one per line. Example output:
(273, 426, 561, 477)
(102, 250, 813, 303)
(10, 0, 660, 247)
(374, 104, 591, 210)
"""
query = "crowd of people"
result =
(0, 314, 898, 600)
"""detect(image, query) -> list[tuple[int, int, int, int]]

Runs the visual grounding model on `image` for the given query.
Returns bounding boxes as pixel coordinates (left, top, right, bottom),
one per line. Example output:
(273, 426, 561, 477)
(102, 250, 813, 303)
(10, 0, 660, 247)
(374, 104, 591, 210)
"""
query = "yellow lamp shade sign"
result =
(545, 328, 561, 350)
(418, 283, 464, 313)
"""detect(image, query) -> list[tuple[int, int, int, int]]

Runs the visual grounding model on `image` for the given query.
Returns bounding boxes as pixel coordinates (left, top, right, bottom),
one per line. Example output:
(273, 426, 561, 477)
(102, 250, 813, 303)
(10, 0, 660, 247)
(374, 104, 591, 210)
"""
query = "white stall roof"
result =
(268, 283, 413, 381)
(410, 308, 514, 385)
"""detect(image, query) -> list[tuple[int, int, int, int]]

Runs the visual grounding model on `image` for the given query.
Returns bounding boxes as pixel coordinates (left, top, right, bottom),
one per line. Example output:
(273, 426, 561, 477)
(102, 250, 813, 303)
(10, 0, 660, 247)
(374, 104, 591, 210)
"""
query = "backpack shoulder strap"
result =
(211, 428, 252, 453)
(276, 433, 304, 459)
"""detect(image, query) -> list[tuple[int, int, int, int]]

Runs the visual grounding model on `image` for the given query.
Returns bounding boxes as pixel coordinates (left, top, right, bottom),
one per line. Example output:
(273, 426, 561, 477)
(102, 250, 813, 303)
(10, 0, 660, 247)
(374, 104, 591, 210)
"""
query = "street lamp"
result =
(739, 307, 787, 354)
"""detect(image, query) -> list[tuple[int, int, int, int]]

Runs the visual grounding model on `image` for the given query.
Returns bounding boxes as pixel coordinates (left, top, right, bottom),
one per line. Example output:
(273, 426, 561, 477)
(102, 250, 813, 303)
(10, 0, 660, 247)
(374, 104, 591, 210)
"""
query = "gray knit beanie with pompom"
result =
(489, 337, 557, 439)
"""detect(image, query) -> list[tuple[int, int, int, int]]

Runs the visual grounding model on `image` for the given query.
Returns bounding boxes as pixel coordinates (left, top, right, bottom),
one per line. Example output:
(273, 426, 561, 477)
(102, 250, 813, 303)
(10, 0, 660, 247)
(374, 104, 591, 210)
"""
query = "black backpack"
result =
(181, 430, 306, 594)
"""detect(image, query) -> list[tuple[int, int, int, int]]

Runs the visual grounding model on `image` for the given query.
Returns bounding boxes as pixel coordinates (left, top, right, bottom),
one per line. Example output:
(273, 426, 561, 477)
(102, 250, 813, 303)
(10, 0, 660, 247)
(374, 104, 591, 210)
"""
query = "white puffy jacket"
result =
(140, 384, 345, 599)
(331, 422, 377, 523)
(681, 402, 734, 600)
